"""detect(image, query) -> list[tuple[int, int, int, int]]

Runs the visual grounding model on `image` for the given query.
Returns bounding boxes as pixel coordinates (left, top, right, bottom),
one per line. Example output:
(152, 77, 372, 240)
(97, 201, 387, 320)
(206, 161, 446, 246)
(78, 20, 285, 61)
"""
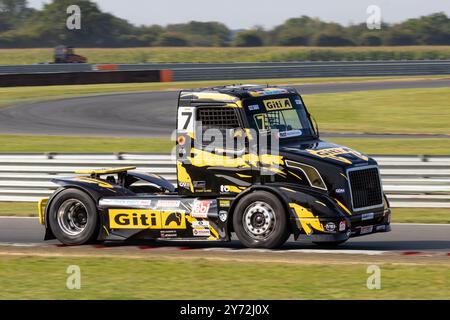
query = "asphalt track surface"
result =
(1, 79, 450, 137)
(0, 217, 449, 253)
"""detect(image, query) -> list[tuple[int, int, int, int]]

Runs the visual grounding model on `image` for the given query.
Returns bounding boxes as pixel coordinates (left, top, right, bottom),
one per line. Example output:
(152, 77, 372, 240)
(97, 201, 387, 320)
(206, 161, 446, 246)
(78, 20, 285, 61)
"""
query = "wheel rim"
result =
(57, 199, 88, 236)
(242, 201, 276, 240)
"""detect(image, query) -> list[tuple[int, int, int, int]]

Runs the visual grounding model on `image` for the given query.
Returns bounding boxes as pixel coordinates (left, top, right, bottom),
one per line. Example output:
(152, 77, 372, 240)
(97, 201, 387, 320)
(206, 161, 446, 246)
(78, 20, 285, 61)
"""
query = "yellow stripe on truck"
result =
(289, 203, 324, 234)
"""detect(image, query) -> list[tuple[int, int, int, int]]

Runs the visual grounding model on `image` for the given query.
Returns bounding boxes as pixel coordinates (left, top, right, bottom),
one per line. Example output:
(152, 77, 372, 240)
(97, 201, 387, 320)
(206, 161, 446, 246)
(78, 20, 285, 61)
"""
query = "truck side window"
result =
(196, 107, 243, 151)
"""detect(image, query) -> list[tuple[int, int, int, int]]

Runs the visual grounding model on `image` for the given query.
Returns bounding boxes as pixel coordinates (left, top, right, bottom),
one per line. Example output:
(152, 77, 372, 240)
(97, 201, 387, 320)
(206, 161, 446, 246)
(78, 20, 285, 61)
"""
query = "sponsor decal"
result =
(160, 230, 177, 238)
(99, 199, 152, 207)
(335, 188, 345, 194)
(248, 104, 260, 111)
(279, 130, 302, 138)
(219, 200, 231, 208)
(219, 210, 228, 222)
(191, 220, 209, 228)
(156, 200, 181, 208)
(295, 99, 303, 105)
(360, 225, 374, 234)
(109, 210, 186, 229)
(306, 147, 369, 164)
(339, 221, 346, 231)
(191, 200, 211, 218)
(193, 228, 211, 237)
(376, 225, 386, 231)
(325, 222, 336, 232)
(362, 212, 374, 221)
(179, 181, 190, 190)
(263, 98, 293, 111)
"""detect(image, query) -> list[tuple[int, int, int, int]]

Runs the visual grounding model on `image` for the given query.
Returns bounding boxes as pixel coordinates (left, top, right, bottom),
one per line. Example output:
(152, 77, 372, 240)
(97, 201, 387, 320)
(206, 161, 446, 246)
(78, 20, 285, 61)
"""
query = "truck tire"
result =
(233, 191, 289, 249)
(48, 188, 99, 245)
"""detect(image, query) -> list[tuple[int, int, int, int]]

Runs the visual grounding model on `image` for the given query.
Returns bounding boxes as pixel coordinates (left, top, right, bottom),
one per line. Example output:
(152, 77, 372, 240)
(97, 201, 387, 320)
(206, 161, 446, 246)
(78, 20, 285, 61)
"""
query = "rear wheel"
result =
(233, 191, 290, 249)
(48, 188, 99, 245)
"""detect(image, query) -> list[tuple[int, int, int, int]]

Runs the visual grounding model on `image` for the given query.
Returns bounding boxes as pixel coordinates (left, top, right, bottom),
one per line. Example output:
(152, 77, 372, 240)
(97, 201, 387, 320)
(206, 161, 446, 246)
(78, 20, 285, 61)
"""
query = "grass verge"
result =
(304, 87, 450, 135)
(391, 208, 450, 224)
(1, 202, 448, 224)
(2, 46, 450, 64)
(0, 135, 174, 153)
(328, 138, 450, 155)
(0, 255, 448, 299)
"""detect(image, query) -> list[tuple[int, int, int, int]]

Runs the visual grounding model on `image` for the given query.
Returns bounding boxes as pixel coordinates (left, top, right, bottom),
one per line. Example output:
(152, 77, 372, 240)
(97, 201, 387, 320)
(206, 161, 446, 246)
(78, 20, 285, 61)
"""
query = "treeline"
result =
(1, 0, 450, 48)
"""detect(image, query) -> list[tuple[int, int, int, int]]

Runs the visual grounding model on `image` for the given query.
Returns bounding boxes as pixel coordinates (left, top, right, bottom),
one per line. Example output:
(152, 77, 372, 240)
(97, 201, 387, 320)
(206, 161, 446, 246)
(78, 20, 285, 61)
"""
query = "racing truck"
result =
(53, 45, 87, 64)
(38, 85, 391, 248)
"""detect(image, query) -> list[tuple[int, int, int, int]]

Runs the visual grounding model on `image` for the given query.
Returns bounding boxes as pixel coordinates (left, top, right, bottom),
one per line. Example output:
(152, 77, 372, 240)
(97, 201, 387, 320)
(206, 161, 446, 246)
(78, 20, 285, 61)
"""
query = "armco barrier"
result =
(0, 69, 173, 87)
(0, 153, 449, 208)
(0, 60, 449, 82)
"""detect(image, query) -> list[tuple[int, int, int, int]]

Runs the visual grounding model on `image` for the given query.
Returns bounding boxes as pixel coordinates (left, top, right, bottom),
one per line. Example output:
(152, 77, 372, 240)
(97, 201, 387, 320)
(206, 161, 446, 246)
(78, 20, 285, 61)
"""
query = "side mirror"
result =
(312, 116, 320, 138)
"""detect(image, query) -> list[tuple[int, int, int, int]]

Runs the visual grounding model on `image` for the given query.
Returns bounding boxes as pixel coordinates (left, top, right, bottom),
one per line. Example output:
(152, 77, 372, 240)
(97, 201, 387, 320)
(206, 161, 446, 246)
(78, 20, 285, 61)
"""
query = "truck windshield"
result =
(243, 95, 315, 139)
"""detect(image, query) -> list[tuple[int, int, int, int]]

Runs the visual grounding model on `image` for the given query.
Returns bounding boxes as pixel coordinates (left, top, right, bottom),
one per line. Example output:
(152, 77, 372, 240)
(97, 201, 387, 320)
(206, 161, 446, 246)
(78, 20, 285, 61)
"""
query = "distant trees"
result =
(165, 21, 230, 46)
(234, 30, 264, 47)
(157, 32, 189, 46)
(384, 27, 418, 46)
(0, 0, 450, 48)
(0, 0, 35, 32)
(402, 13, 450, 45)
(0, 0, 139, 47)
(314, 24, 355, 46)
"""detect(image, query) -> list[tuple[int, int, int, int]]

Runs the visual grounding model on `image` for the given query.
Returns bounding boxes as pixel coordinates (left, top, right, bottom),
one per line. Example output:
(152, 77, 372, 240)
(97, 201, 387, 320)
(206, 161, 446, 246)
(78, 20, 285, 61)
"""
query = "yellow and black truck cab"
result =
(39, 85, 391, 248)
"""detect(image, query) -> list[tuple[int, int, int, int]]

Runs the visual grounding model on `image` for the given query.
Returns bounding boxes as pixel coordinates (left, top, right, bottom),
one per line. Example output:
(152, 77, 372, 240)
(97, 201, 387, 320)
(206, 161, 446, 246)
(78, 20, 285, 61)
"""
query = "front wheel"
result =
(48, 188, 99, 245)
(233, 191, 290, 249)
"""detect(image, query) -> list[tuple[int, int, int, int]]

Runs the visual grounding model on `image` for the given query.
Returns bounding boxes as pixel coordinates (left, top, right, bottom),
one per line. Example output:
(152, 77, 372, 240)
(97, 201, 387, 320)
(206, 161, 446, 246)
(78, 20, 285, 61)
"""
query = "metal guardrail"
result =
(1, 60, 450, 81)
(0, 153, 449, 208)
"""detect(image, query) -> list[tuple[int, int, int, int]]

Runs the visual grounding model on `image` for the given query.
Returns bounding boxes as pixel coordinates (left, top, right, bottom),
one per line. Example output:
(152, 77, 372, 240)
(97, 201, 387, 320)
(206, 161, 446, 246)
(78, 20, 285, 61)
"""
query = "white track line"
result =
(0, 216, 38, 219)
(0, 243, 388, 255)
(0, 242, 40, 247)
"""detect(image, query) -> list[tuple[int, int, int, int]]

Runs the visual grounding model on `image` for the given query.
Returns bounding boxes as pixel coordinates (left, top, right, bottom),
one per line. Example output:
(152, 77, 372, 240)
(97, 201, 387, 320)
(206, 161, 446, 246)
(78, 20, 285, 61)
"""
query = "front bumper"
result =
(296, 208, 391, 243)
(297, 222, 391, 243)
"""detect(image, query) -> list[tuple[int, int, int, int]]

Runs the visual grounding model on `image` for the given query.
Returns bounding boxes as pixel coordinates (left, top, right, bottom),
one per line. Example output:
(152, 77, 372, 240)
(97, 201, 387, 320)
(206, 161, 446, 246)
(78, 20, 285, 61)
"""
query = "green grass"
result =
(0, 255, 448, 299)
(0, 202, 37, 216)
(2, 46, 450, 64)
(329, 138, 450, 155)
(304, 87, 450, 135)
(391, 208, 450, 224)
(0, 135, 174, 153)
(1, 75, 446, 109)
(1, 202, 448, 224)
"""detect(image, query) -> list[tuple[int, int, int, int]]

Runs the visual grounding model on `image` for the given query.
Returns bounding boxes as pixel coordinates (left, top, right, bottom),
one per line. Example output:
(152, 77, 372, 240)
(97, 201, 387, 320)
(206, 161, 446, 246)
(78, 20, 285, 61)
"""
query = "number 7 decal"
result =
(178, 108, 194, 132)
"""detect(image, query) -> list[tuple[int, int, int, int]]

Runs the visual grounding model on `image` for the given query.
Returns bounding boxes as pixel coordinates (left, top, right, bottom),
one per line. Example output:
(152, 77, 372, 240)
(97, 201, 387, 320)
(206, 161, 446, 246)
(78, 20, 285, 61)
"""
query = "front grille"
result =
(197, 108, 240, 129)
(348, 167, 383, 210)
